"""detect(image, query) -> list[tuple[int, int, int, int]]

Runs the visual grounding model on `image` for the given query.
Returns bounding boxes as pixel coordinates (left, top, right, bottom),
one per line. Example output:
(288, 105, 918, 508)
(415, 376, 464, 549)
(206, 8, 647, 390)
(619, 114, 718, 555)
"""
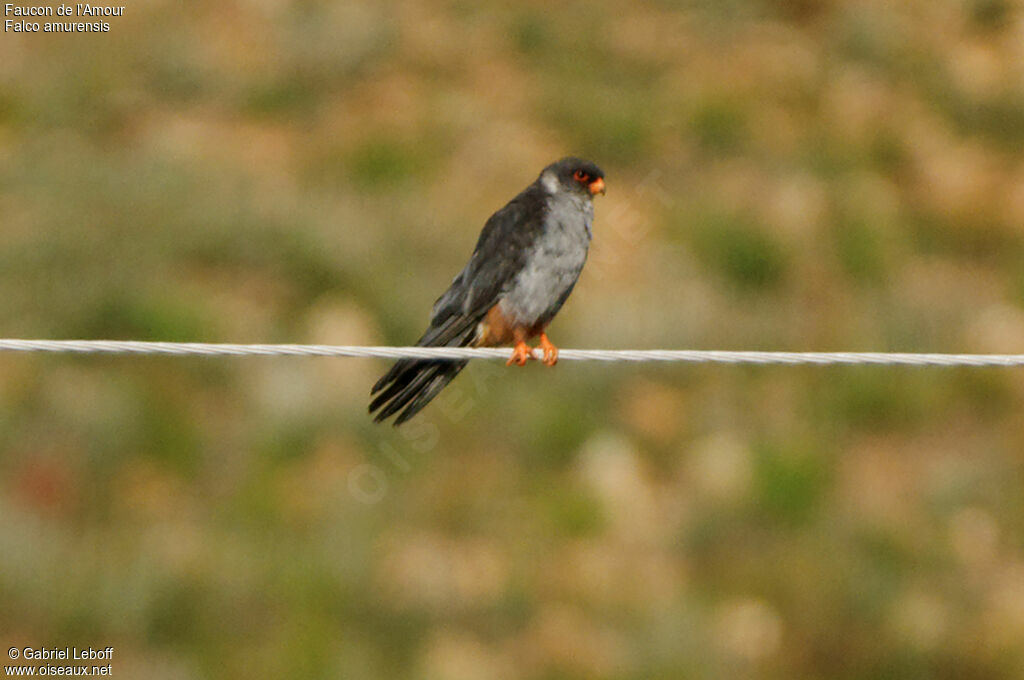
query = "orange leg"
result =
(507, 336, 533, 366)
(538, 332, 558, 367)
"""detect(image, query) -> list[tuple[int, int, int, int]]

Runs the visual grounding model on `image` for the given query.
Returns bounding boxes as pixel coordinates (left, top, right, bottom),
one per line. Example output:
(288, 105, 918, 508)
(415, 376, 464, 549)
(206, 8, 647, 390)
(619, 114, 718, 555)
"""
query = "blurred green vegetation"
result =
(3, 1, 1024, 678)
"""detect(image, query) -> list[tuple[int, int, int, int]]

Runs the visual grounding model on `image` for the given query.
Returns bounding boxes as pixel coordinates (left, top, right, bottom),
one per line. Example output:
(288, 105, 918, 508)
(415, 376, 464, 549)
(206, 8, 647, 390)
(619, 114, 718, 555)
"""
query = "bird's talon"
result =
(507, 341, 532, 367)
(538, 333, 559, 367)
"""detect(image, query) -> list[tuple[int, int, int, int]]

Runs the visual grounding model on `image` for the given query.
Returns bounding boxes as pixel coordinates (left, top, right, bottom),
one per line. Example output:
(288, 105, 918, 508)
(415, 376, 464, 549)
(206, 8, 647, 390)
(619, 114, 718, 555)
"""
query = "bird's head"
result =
(540, 157, 606, 199)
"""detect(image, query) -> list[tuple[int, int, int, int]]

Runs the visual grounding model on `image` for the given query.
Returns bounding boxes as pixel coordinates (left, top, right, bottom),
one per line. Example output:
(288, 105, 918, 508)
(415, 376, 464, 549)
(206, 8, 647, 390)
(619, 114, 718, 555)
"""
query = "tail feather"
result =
(371, 361, 448, 418)
(391, 361, 467, 424)
(394, 364, 467, 425)
(369, 316, 479, 425)
(371, 357, 419, 399)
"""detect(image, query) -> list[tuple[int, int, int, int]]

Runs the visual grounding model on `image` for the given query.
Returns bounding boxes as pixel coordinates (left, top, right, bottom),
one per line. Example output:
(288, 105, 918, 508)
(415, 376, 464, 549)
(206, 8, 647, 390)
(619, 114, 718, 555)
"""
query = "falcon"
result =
(369, 157, 606, 425)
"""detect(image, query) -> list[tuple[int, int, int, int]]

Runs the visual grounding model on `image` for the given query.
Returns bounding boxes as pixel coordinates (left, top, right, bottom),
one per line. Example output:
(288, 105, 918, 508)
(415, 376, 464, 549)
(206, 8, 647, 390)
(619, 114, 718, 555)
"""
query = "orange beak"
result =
(588, 177, 606, 196)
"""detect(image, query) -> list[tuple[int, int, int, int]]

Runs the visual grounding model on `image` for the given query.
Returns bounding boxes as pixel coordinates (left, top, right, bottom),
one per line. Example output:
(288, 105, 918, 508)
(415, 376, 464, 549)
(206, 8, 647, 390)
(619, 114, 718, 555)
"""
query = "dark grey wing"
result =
(369, 185, 547, 425)
(421, 186, 547, 345)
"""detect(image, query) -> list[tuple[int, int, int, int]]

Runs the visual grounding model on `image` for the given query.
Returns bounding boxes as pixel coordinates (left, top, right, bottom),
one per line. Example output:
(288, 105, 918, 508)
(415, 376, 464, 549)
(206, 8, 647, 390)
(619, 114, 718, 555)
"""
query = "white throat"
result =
(540, 170, 560, 194)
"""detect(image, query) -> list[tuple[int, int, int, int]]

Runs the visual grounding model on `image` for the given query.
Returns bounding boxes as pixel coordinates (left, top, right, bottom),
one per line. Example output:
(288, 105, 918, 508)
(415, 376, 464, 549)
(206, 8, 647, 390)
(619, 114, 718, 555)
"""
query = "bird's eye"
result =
(573, 170, 589, 183)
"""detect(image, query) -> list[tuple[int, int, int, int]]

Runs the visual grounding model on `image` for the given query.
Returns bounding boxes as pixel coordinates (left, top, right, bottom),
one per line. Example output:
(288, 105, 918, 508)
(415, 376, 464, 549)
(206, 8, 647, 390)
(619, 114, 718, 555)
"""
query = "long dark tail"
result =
(369, 319, 477, 425)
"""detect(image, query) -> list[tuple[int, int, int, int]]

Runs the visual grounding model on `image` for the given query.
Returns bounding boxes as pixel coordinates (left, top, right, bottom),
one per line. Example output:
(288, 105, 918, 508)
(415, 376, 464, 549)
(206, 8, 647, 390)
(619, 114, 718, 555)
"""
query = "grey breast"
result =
(500, 195, 593, 326)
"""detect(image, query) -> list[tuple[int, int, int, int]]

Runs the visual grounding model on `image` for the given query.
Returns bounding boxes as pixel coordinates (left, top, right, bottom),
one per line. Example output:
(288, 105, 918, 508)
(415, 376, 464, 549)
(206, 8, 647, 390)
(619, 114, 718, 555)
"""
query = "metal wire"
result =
(1, 339, 1023, 367)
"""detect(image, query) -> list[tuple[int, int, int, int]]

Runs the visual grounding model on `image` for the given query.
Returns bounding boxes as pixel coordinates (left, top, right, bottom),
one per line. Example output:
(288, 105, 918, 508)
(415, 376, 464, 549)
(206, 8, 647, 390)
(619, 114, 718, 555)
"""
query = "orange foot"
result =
(506, 340, 533, 367)
(538, 333, 559, 367)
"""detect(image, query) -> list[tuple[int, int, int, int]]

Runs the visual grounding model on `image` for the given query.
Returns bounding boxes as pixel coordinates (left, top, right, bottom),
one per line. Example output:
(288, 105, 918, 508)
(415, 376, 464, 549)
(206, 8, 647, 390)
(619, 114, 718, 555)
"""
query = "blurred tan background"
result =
(3, 0, 1024, 678)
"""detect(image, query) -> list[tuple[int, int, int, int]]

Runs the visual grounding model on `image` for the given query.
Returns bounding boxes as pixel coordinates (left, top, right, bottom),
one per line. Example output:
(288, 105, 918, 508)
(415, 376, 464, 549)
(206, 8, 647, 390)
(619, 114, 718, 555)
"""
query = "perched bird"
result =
(369, 157, 606, 425)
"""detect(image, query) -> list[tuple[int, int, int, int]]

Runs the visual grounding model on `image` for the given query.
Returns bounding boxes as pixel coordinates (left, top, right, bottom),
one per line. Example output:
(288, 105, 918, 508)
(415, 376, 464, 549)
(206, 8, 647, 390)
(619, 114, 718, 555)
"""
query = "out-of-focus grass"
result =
(3, 1, 1024, 679)
(688, 211, 789, 291)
